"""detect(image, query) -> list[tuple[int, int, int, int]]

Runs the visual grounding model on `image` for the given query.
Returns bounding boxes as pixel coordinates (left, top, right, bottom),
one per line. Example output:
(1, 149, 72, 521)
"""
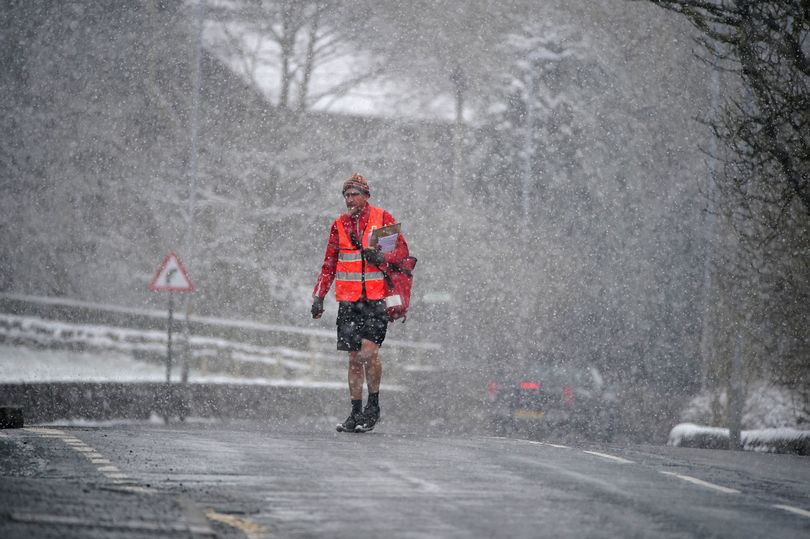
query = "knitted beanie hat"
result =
(342, 173, 370, 196)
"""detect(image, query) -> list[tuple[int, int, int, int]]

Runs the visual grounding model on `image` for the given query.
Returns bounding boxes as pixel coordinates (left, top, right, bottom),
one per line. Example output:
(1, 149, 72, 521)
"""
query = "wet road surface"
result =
(1, 420, 809, 538)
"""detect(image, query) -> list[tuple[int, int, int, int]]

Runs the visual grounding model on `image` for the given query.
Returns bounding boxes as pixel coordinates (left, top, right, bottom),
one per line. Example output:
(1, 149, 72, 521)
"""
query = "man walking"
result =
(311, 173, 409, 433)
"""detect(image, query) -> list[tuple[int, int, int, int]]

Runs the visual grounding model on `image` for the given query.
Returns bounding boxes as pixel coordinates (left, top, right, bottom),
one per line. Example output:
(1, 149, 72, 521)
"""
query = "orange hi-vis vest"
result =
(335, 205, 387, 301)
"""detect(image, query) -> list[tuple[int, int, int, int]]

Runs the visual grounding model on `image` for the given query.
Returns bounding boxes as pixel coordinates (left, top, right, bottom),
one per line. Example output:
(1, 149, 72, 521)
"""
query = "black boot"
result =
(336, 400, 364, 433)
(357, 402, 380, 432)
(336, 411, 365, 432)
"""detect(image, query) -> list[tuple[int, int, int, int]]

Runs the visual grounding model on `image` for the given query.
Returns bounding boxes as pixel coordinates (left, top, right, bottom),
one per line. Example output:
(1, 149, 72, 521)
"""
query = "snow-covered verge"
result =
(0, 314, 406, 391)
(0, 343, 406, 424)
(0, 343, 343, 388)
(0, 311, 353, 386)
(669, 383, 810, 455)
(680, 382, 808, 429)
(668, 423, 810, 456)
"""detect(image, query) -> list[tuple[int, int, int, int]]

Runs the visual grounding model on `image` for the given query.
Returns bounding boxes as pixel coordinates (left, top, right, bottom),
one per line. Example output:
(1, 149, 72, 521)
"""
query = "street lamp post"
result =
(181, 0, 206, 384)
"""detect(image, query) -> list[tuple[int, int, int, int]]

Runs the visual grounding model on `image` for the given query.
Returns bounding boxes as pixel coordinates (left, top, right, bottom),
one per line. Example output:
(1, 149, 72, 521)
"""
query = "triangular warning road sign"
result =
(148, 251, 195, 292)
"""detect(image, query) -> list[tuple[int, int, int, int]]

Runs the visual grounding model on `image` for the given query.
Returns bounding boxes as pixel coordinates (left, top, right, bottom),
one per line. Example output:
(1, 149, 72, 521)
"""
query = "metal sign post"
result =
(148, 252, 195, 419)
(166, 290, 174, 383)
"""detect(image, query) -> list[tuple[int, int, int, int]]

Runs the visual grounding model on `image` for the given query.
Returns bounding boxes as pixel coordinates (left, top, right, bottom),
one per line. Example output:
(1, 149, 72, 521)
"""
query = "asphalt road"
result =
(1, 419, 809, 538)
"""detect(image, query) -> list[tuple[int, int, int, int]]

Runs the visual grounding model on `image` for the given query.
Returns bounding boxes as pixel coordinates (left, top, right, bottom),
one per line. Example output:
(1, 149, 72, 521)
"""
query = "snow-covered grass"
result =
(0, 293, 440, 387)
(0, 343, 345, 388)
(680, 382, 808, 430)
(0, 312, 338, 380)
(670, 383, 810, 455)
(668, 423, 810, 455)
(0, 309, 418, 390)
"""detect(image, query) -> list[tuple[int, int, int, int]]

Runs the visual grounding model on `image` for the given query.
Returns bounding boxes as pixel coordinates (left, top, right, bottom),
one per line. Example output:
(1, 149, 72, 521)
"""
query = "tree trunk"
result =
(297, 2, 321, 112)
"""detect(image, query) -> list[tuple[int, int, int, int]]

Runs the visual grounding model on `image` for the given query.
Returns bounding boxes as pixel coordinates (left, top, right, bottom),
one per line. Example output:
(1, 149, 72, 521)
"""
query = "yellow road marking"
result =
(206, 510, 267, 539)
(513, 409, 545, 419)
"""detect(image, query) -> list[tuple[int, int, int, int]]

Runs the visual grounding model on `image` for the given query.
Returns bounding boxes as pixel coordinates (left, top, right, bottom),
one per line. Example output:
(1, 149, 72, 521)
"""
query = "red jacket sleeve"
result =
(312, 220, 339, 299)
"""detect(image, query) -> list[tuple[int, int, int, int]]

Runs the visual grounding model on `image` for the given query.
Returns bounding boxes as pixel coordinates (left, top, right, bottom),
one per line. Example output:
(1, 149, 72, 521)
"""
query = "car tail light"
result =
(520, 381, 541, 390)
(562, 385, 575, 406)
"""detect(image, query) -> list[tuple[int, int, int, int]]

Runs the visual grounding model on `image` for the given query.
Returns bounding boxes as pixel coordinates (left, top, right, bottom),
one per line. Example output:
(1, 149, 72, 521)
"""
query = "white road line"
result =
(538, 442, 570, 449)
(582, 450, 634, 464)
(659, 471, 740, 494)
(114, 485, 156, 495)
(23, 427, 64, 435)
(24, 428, 136, 485)
(19, 427, 235, 533)
(772, 504, 810, 519)
(527, 441, 569, 448)
(110, 479, 136, 485)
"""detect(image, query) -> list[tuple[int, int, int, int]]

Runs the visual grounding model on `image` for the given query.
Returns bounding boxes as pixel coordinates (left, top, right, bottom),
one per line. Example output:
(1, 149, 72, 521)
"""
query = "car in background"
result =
(487, 363, 616, 441)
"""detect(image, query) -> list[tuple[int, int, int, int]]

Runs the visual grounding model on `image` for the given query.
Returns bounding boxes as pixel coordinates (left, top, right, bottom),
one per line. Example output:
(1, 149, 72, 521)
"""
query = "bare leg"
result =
(348, 351, 365, 401)
(360, 338, 382, 394)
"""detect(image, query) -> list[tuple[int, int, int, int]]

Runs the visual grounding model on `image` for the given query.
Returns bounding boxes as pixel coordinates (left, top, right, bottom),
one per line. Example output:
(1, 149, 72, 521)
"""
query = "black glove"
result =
(362, 248, 385, 266)
(311, 296, 324, 318)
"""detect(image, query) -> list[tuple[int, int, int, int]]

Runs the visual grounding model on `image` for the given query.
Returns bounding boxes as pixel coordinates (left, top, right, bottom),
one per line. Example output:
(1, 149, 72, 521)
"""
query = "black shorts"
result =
(336, 300, 388, 352)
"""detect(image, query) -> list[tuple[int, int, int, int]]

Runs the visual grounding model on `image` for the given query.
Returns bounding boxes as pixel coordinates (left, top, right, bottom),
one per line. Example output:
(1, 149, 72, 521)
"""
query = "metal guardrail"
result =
(0, 293, 440, 382)
(0, 293, 441, 350)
